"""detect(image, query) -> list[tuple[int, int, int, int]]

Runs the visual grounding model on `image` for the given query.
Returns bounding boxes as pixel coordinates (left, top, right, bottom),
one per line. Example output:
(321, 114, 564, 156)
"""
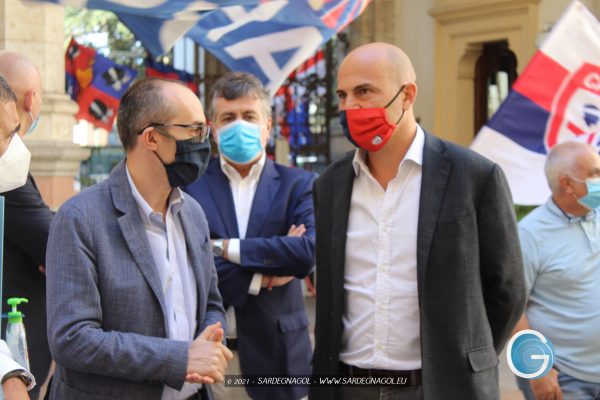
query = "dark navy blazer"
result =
(186, 157, 316, 400)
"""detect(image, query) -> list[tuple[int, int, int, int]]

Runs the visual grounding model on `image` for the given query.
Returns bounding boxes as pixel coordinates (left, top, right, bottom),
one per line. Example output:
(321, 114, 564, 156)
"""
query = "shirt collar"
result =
(220, 151, 266, 182)
(352, 124, 425, 177)
(126, 164, 184, 225)
(546, 198, 595, 224)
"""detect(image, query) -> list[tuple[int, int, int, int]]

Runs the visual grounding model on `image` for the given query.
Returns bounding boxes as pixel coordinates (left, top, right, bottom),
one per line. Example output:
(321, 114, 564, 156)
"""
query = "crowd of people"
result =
(0, 42, 598, 400)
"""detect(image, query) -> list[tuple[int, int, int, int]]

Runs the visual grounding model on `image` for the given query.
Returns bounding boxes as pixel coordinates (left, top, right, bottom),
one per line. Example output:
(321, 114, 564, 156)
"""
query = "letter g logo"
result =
(507, 329, 555, 379)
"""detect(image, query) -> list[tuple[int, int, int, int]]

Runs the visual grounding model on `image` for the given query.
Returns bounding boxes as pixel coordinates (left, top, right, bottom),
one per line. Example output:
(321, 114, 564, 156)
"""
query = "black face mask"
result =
(157, 138, 211, 188)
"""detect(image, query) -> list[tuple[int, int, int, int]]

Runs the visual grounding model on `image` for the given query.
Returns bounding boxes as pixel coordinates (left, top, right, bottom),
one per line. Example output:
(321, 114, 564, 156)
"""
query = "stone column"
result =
(0, 0, 89, 209)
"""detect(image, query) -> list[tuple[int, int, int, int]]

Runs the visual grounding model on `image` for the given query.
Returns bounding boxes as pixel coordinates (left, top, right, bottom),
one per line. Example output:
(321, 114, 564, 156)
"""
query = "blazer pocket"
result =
(278, 310, 310, 333)
(467, 345, 498, 372)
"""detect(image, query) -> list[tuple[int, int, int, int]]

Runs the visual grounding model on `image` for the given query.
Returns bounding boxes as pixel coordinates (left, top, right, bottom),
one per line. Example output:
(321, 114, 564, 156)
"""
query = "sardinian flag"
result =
(39, 0, 371, 94)
(471, 1, 600, 205)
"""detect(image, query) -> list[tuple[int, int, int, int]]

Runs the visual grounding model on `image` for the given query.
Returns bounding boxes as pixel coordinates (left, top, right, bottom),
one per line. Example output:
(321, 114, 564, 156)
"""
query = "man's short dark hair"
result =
(117, 77, 186, 150)
(210, 72, 271, 121)
(0, 74, 17, 104)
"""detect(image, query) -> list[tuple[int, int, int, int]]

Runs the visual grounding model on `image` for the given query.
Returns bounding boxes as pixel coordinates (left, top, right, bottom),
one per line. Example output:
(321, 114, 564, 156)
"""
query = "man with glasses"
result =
(185, 71, 316, 400)
(45, 77, 232, 400)
(1, 73, 36, 400)
(0, 52, 55, 398)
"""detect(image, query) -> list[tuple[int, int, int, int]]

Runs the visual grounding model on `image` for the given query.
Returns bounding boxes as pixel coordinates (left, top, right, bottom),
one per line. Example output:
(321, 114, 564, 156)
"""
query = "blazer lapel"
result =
(204, 160, 240, 238)
(416, 132, 452, 297)
(246, 159, 281, 237)
(330, 155, 355, 316)
(110, 161, 169, 332)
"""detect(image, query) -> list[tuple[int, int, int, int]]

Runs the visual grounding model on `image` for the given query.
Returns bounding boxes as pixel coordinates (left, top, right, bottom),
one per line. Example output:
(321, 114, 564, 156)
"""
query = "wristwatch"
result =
(213, 239, 225, 257)
(1, 369, 33, 387)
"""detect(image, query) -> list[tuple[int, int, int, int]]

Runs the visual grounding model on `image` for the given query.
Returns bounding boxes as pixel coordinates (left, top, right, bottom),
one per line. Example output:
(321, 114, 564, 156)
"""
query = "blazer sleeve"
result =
(46, 203, 189, 390)
(4, 176, 54, 267)
(477, 165, 527, 353)
(213, 257, 254, 308)
(238, 173, 316, 277)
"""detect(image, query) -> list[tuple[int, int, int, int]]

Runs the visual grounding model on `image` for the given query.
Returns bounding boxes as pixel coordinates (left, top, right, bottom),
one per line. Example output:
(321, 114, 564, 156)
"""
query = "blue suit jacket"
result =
(46, 160, 226, 400)
(186, 157, 316, 400)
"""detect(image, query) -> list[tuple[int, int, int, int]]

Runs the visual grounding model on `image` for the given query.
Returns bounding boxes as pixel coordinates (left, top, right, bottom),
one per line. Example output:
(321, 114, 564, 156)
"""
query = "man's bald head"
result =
(340, 42, 416, 86)
(545, 141, 600, 193)
(0, 51, 42, 136)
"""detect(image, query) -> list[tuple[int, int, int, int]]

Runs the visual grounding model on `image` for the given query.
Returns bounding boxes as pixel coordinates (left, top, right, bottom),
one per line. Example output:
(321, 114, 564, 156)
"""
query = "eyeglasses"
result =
(139, 122, 211, 143)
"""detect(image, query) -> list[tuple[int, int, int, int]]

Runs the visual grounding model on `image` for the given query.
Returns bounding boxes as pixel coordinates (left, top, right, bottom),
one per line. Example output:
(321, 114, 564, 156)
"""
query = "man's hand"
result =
(255, 224, 305, 290)
(186, 322, 233, 384)
(529, 368, 563, 400)
(261, 275, 294, 288)
(2, 376, 30, 400)
(287, 224, 306, 237)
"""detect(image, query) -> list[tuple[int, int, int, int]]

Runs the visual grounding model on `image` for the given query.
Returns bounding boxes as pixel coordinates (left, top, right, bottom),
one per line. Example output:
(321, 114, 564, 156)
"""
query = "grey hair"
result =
(544, 141, 593, 193)
(117, 77, 184, 150)
(209, 71, 271, 121)
(0, 74, 17, 104)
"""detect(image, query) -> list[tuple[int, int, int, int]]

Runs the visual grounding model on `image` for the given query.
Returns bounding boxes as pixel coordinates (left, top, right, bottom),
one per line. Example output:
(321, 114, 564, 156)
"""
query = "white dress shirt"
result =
(220, 153, 266, 337)
(339, 125, 425, 371)
(0, 339, 35, 390)
(126, 167, 200, 400)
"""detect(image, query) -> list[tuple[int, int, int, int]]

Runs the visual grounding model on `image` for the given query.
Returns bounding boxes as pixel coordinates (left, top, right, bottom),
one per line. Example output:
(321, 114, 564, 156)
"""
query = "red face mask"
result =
(340, 85, 405, 152)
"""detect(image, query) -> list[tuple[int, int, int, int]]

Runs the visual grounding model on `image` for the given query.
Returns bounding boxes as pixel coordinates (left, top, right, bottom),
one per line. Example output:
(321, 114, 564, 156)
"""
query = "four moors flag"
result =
(471, 1, 600, 205)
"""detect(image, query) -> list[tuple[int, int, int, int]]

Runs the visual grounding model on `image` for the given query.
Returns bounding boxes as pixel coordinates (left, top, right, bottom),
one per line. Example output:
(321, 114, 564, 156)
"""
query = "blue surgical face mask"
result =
(217, 119, 263, 164)
(573, 176, 600, 210)
(26, 111, 39, 135)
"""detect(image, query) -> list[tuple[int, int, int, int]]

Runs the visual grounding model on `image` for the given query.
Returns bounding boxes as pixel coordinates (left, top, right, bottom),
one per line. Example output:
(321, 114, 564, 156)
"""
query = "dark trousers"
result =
(338, 385, 423, 400)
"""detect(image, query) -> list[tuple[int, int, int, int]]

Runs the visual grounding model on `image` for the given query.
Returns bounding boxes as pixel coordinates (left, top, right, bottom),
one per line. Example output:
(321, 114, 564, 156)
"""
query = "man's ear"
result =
(24, 90, 35, 112)
(402, 83, 417, 109)
(560, 175, 574, 194)
(262, 117, 273, 147)
(139, 126, 159, 151)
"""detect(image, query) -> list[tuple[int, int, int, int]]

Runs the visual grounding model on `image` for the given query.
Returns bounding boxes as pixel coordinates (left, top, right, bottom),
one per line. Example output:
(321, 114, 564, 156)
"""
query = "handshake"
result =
(186, 322, 234, 384)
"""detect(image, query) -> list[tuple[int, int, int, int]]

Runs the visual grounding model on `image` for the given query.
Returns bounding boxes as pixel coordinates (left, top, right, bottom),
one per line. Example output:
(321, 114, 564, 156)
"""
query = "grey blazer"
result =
(46, 160, 225, 400)
(310, 132, 526, 400)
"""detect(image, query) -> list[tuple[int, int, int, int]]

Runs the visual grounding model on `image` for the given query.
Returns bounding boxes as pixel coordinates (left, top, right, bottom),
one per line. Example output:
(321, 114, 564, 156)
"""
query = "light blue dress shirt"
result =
(519, 199, 600, 383)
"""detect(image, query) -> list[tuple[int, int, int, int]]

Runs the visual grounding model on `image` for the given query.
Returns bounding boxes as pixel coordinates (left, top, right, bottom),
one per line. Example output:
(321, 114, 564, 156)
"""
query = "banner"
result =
(45, 0, 371, 94)
(471, 1, 600, 205)
(66, 38, 137, 131)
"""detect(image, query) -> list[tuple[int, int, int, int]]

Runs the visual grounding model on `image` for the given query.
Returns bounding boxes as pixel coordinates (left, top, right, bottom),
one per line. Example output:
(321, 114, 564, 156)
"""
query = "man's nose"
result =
(341, 96, 361, 110)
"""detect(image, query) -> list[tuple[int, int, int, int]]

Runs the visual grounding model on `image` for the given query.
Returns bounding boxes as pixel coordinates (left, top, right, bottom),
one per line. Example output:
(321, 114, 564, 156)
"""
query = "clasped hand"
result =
(186, 322, 233, 384)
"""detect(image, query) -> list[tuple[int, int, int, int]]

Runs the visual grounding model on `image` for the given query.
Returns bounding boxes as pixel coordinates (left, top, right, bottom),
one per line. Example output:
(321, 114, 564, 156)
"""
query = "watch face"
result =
(213, 244, 224, 257)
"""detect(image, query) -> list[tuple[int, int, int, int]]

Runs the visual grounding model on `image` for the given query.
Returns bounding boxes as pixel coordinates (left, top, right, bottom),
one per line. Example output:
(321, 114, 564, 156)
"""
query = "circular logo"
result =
(371, 136, 383, 145)
(507, 329, 555, 379)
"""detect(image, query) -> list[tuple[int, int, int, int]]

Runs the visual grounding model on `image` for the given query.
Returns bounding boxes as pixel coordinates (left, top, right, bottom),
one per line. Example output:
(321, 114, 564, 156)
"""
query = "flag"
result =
(42, 0, 371, 94)
(274, 48, 326, 145)
(145, 58, 198, 94)
(187, 0, 369, 94)
(65, 38, 96, 100)
(471, 1, 600, 205)
(66, 38, 137, 131)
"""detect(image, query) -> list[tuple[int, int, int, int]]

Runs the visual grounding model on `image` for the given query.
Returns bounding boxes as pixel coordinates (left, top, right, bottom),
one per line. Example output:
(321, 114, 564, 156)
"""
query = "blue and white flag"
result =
(40, 0, 371, 94)
(471, 1, 600, 205)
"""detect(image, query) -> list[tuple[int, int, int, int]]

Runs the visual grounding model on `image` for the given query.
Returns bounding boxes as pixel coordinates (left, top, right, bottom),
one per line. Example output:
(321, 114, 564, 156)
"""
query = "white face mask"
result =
(0, 134, 31, 193)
